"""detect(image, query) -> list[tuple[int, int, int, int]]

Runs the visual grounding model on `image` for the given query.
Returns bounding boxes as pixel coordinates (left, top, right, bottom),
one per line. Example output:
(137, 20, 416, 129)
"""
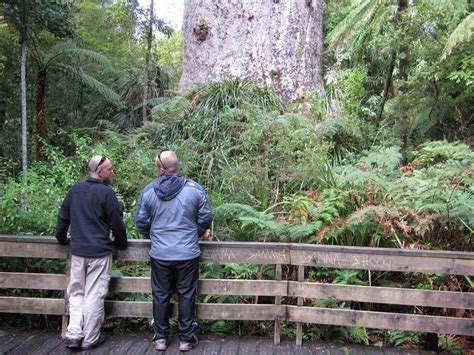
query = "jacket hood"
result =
(153, 173, 186, 201)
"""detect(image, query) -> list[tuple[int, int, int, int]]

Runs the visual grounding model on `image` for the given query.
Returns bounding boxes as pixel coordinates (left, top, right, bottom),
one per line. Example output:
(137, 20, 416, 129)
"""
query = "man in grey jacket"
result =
(135, 150, 212, 352)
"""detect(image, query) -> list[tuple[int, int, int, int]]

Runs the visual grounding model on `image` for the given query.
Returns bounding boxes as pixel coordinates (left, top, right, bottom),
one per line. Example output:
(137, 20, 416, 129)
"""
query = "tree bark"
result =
(398, 0, 409, 166)
(179, 0, 324, 102)
(376, 51, 395, 122)
(142, 0, 154, 124)
(20, 30, 28, 182)
(35, 69, 48, 161)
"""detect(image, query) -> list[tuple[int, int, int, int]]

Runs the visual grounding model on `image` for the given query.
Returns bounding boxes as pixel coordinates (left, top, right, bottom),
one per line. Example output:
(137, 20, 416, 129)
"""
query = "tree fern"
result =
(42, 42, 115, 71)
(57, 63, 121, 105)
(327, 0, 393, 52)
(441, 12, 474, 59)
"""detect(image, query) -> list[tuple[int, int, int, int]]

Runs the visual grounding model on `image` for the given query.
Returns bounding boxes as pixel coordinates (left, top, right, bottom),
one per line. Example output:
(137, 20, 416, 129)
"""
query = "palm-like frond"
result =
(57, 63, 121, 105)
(441, 12, 474, 59)
(42, 42, 115, 71)
(327, 0, 392, 50)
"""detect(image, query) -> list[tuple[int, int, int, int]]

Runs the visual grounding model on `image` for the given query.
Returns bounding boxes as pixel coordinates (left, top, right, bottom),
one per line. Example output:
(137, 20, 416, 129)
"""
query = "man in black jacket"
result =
(56, 155, 127, 351)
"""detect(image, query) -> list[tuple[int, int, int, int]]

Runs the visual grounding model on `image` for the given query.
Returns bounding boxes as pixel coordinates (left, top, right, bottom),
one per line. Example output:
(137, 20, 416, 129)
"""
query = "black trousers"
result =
(150, 256, 199, 342)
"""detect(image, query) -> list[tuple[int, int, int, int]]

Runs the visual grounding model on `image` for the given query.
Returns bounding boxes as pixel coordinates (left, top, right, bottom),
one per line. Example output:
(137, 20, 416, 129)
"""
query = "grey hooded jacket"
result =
(135, 173, 212, 261)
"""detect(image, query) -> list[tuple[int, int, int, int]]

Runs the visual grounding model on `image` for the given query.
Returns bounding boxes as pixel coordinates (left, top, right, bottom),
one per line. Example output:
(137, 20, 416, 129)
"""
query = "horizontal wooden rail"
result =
(290, 245, 474, 275)
(0, 297, 285, 322)
(286, 306, 474, 336)
(0, 272, 66, 291)
(1, 273, 287, 297)
(1, 236, 472, 275)
(0, 297, 64, 315)
(105, 302, 286, 321)
(1, 235, 473, 341)
(110, 278, 288, 296)
(288, 282, 474, 310)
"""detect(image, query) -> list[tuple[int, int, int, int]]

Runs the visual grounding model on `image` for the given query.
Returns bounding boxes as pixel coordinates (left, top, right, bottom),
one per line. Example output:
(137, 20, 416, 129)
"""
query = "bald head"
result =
(156, 150, 179, 174)
(88, 155, 105, 173)
(88, 155, 114, 185)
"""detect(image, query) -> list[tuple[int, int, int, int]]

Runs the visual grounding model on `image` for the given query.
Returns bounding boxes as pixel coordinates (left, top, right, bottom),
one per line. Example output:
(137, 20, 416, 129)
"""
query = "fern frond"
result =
(413, 141, 474, 167)
(315, 118, 364, 142)
(151, 96, 191, 124)
(441, 12, 474, 59)
(345, 1, 395, 56)
(215, 203, 264, 219)
(56, 63, 121, 105)
(359, 146, 401, 172)
(285, 223, 319, 241)
(327, 0, 389, 49)
(334, 165, 386, 189)
(45, 42, 115, 71)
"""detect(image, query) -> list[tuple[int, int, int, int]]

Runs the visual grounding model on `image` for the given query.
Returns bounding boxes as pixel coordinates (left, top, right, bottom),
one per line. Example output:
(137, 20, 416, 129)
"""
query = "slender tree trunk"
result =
(398, 0, 409, 166)
(142, 0, 154, 124)
(20, 31, 28, 183)
(180, 0, 324, 102)
(35, 69, 48, 161)
(376, 51, 395, 122)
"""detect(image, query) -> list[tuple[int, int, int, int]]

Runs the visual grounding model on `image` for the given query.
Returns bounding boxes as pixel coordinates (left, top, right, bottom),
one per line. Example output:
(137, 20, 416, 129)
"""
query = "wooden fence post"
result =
(61, 253, 71, 338)
(296, 265, 304, 346)
(274, 264, 282, 345)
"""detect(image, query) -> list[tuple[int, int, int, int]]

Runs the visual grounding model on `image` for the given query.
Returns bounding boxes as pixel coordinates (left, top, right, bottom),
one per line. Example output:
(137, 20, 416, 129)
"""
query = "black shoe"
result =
(179, 335, 198, 352)
(65, 338, 82, 350)
(153, 337, 170, 352)
(80, 335, 105, 350)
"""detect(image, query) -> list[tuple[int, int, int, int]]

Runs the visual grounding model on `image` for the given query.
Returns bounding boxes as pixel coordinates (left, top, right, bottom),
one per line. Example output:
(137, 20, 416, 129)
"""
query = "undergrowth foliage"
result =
(1, 79, 472, 248)
(0, 79, 472, 350)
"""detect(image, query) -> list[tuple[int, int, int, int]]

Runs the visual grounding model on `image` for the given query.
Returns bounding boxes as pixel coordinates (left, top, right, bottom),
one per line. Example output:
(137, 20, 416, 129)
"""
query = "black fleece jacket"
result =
(56, 177, 127, 257)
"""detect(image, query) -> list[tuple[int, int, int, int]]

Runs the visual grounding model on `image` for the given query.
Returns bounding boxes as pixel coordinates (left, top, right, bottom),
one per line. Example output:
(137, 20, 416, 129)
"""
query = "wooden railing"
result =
(0, 235, 473, 346)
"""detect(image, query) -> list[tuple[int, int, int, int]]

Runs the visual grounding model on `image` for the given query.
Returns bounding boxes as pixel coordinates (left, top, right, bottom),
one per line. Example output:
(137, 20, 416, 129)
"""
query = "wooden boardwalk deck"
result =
(0, 330, 440, 355)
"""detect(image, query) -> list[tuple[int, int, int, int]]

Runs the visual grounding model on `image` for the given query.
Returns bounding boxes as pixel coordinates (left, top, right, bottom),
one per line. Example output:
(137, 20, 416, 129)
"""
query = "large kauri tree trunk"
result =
(180, 0, 324, 102)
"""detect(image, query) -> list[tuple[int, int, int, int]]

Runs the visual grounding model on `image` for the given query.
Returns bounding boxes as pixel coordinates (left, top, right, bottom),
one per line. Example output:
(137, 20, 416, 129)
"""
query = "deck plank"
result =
(0, 329, 447, 354)
(0, 331, 28, 354)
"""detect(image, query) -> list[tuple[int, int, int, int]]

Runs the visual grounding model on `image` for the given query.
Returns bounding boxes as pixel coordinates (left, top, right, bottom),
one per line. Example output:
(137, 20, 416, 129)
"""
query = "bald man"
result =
(56, 155, 127, 351)
(136, 150, 212, 352)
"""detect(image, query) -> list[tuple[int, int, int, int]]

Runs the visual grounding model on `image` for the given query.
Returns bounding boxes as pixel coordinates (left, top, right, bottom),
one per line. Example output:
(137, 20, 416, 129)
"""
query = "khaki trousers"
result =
(66, 254, 112, 347)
